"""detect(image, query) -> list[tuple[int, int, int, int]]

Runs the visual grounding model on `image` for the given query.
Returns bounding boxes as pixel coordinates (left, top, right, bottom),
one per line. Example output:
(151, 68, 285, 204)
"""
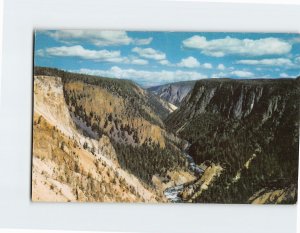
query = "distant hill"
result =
(148, 81, 196, 106)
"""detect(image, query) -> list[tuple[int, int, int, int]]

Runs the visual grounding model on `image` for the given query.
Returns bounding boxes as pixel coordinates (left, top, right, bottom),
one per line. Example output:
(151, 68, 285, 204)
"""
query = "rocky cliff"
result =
(32, 67, 192, 202)
(32, 75, 164, 202)
(166, 78, 299, 204)
(148, 81, 195, 106)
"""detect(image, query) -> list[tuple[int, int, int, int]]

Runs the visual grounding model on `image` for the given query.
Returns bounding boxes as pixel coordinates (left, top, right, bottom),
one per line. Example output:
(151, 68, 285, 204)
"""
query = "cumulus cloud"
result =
(132, 47, 166, 60)
(230, 70, 254, 78)
(37, 45, 148, 65)
(130, 58, 149, 65)
(37, 45, 121, 60)
(212, 70, 254, 79)
(203, 63, 213, 69)
(217, 64, 226, 70)
(176, 56, 212, 69)
(177, 56, 200, 68)
(280, 73, 289, 78)
(73, 66, 207, 87)
(182, 36, 292, 57)
(236, 58, 294, 67)
(212, 72, 227, 79)
(159, 59, 171, 65)
(43, 30, 152, 46)
(135, 37, 153, 45)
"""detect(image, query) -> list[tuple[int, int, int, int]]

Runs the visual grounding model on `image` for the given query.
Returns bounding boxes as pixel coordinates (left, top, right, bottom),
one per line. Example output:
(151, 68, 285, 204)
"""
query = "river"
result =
(164, 142, 204, 203)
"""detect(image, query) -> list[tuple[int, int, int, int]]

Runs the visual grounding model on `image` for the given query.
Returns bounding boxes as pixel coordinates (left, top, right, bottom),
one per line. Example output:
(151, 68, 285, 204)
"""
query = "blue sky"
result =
(35, 30, 300, 87)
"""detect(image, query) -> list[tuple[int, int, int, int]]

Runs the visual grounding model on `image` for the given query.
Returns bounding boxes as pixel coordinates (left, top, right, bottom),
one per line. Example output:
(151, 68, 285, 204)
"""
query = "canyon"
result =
(32, 67, 299, 204)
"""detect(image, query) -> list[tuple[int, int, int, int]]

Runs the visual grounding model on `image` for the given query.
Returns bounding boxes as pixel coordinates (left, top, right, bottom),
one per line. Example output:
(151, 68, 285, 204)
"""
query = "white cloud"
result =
(217, 64, 225, 70)
(73, 66, 207, 87)
(130, 58, 149, 65)
(236, 58, 294, 67)
(182, 36, 292, 57)
(212, 72, 227, 79)
(212, 70, 254, 79)
(43, 30, 152, 46)
(37, 45, 121, 60)
(280, 73, 289, 78)
(176, 56, 212, 69)
(135, 37, 153, 45)
(177, 56, 200, 68)
(295, 56, 300, 64)
(203, 63, 213, 69)
(230, 70, 254, 78)
(37, 45, 148, 65)
(159, 59, 171, 65)
(132, 47, 166, 60)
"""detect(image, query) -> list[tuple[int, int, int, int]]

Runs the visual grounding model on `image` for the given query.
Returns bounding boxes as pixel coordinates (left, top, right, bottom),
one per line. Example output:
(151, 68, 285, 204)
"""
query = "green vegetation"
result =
(166, 78, 299, 203)
(34, 67, 299, 203)
(34, 66, 170, 125)
(34, 66, 188, 186)
(112, 141, 187, 185)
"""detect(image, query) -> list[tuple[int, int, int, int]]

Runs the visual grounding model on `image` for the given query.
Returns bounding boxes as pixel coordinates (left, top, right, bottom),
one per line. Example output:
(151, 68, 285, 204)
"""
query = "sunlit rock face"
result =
(148, 81, 196, 107)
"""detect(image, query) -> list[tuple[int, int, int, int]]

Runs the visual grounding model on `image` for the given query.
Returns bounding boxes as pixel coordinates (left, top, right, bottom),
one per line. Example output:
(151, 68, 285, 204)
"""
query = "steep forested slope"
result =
(32, 75, 160, 202)
(34, 67, 189, 186)
(166, 78, 299, 203)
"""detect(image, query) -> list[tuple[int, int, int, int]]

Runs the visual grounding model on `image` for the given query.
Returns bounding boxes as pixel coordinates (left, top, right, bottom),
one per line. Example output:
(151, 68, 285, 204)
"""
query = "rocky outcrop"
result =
(148, 81, 195, 106)
(249, 185, 297, 204)
(167, 78, 299, 128)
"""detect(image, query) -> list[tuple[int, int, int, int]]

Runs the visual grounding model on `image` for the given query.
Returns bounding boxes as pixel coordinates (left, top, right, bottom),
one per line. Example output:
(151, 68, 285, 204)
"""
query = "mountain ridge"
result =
(32, 67, 299, 204)
(147, 80, 196, 106)
(165, 77, 299, 203)
(33, 67, 193, 192)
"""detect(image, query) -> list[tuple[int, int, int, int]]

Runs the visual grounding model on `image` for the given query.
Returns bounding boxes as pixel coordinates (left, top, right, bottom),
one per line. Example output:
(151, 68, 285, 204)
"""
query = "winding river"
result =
(164, 142, 204, 202)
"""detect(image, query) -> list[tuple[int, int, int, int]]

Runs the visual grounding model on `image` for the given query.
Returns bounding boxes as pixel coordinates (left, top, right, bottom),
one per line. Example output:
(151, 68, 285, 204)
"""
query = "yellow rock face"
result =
(32, 76, 163, 203)
(249, 186, 297, 204)
(32, 114, 145, 202)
